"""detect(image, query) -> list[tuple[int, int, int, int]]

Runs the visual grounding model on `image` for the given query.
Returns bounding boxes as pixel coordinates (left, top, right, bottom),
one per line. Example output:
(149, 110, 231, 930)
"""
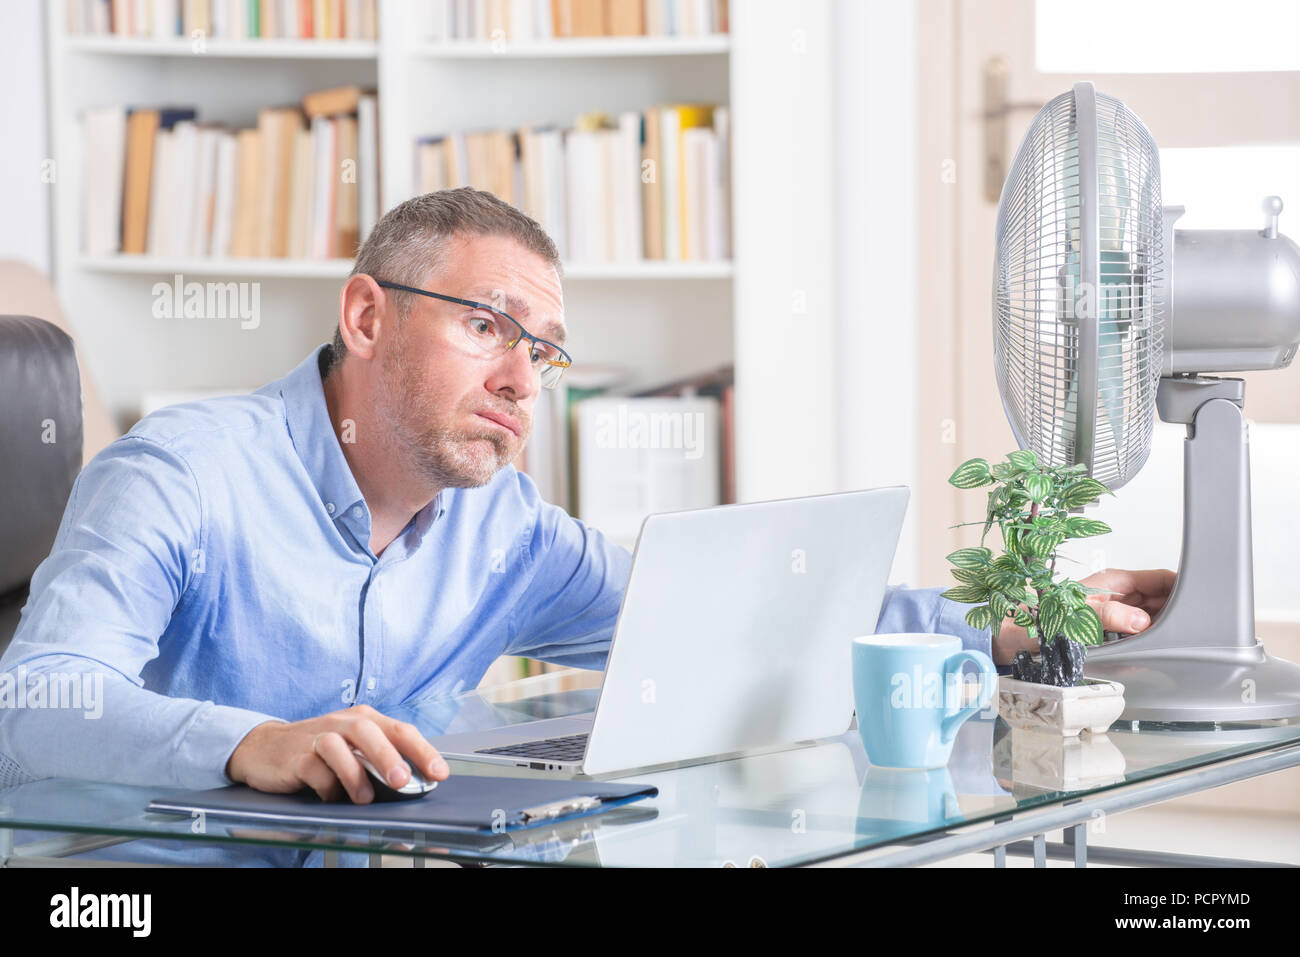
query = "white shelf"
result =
(77, 255, 355, 278)
(61, 36, 378, 59)
(78, 255, 733, 281)
(563, 260, 733, 279)
(412, 34, 730, 58)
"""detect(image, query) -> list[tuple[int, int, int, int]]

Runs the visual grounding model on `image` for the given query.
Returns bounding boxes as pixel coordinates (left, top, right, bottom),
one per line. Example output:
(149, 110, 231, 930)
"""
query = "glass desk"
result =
(2, 669, 1298, 867)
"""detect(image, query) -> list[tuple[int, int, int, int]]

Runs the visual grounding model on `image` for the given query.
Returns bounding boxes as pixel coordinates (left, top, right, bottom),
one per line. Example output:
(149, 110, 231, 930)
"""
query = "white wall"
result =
(833, 0, 919, 586)
(0, 0, 52, 275)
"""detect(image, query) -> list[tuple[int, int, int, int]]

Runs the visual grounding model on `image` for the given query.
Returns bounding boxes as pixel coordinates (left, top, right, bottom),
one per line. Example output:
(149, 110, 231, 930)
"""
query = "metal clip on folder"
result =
(518, 795, 603, 823)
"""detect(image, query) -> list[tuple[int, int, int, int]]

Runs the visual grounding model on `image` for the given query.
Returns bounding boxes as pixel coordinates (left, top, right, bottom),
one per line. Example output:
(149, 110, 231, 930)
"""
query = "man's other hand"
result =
(225, 704, 450, 803)
(993, 567, 1177, 665)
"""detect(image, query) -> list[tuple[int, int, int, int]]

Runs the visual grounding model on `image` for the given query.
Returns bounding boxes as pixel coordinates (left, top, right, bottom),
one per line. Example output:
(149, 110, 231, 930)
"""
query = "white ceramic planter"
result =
(997, 676, 1126, 737)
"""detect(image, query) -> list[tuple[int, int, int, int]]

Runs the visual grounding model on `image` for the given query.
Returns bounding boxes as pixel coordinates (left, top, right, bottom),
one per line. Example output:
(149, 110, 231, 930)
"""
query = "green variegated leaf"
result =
(1064, 517, 1111, 538)
(965, 604, 995, 632)
(987, 568, 1024, 590)
(1013, 608, 1035, 627)
(1001, 584, 1028, 603)
(1021, 590, 1039, 607)
(1060, 478, 1111, 508)
(940, 585, 990, 604)
(946, 546, 993, 569)
(1007, 450, 1038, 471)
(1023, 531, 1064, 560)
(1037, 594, 1066, 641)
(988, 591, 1012, 619)
(991, 555, 1021, 572)
(1002, 522, 1021, 557)
(1063, 603, 1104, 646)
(1024, 472, 1052, 503)
(951, 566, 988, 586)
(949, 458, 993, 489)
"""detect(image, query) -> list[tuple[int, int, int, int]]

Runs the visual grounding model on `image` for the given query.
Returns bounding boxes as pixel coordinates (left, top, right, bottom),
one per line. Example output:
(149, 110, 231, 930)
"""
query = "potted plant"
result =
(943, 450, 1126, 737)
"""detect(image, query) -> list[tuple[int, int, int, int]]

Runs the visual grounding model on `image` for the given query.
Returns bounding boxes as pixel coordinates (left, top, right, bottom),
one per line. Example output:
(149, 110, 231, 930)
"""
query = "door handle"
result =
(983, 56, 1045, 203)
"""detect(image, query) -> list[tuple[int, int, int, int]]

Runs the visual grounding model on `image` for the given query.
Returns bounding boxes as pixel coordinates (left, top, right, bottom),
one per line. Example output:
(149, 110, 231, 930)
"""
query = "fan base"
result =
(1083, 641, 1300, 722)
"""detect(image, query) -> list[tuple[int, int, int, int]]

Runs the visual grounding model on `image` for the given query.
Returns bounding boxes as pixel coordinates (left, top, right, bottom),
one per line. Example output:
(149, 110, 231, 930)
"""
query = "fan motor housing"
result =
(1165, 217, 1300, 375)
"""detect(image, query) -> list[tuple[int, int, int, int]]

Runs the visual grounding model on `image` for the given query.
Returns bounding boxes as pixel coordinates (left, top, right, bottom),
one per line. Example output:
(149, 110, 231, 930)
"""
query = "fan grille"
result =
(993, 87, 1164, 492)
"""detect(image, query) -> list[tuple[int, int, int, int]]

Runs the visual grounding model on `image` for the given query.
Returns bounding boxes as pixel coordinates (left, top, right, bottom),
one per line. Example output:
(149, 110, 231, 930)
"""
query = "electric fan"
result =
(993, 81, 1300, 722)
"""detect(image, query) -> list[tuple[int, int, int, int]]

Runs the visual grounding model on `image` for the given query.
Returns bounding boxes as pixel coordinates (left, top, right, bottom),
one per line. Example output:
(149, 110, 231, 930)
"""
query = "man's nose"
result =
(486, 340, 539, 399)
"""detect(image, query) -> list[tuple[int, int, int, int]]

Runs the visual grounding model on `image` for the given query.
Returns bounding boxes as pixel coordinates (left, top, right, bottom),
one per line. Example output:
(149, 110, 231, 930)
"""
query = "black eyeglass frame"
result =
(374, 280, 572, 386)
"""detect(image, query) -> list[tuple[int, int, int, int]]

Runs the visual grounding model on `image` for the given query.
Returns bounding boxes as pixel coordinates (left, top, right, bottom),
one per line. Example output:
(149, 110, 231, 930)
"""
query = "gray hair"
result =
(327, 187, 562, 372)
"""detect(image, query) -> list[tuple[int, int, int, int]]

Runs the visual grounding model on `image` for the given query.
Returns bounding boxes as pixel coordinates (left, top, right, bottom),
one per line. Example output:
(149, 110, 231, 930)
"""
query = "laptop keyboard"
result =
(475, 732, 589, 762)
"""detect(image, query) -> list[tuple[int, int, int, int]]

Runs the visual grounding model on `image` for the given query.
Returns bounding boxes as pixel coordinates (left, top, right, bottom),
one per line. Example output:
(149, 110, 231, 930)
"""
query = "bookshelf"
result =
(46, 0, 841, 684)
(410, 35, 731, 57)
(62, 36, 380, 58)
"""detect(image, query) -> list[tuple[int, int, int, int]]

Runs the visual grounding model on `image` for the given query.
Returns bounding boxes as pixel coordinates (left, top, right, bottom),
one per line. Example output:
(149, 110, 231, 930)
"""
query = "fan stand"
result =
(1084, 375, 1300, 722)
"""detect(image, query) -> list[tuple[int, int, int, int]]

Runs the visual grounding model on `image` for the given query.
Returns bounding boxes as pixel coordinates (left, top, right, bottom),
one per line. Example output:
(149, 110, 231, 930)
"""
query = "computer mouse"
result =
(351, 749, 439, 802)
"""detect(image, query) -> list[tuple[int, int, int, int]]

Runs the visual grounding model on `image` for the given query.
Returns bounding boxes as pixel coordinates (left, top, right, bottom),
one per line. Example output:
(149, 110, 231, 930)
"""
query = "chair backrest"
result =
(0, 260, 118, 465)
(0, 316, 84, 652)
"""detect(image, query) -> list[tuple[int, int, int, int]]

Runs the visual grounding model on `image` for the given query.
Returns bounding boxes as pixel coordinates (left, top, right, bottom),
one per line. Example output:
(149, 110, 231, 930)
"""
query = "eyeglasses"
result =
(375, 280, 572, 389)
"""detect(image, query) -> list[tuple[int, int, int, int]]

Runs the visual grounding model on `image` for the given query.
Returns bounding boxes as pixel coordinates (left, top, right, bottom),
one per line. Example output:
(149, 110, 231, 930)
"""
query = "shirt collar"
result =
(266, 344, 448, 552)
(270, 344, 366, 523)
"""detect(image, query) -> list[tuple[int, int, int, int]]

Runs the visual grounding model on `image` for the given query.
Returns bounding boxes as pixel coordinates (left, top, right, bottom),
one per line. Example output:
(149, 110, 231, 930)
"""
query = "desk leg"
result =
(369, 830, 382, 869)
(412, 832, 424, 868)
(0, 807, 11, 868)
(1032, 833, 1046, 868)
(992, 816, 1010, 868)
(1063, 823, 1087, 868)
(323, 829, 338, 868)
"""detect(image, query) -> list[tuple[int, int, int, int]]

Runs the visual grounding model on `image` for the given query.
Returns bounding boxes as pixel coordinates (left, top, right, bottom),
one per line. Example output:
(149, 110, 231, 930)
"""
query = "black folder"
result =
(148, 775, 658, 834)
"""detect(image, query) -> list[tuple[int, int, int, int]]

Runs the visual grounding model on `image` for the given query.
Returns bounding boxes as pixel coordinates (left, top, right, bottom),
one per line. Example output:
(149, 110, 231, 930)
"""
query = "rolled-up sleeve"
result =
(0, 436, 281, 790)
(874, 584, 993, 661)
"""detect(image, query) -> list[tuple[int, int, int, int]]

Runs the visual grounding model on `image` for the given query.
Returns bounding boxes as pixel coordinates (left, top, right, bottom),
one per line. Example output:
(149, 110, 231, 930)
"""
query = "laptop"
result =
(430, 486, 909, 776)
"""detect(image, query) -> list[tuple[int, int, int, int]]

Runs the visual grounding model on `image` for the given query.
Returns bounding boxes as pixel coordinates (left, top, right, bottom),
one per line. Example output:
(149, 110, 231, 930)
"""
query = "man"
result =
(0, 189, 1172, 852)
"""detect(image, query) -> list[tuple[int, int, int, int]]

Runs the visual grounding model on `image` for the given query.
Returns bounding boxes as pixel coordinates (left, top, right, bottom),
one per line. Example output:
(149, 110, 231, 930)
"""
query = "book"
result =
(121, 109, 161, 254)
(334, 114, 359, 256)
(572, 394, 721, 550)
(82, 106, 127, 256)
(641, 108, 663, 259)
(604, 0, 643, 35)
(229, 126, 262, 257)
(302, 85, 364, 119)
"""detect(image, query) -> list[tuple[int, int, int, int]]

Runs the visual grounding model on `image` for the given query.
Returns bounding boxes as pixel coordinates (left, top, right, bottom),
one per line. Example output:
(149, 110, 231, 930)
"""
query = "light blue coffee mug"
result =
(852, 633, 997, 769)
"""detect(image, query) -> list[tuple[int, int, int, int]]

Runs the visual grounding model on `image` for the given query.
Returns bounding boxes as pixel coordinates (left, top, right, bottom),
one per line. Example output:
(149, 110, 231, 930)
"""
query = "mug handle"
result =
(939, 650, 998, 744)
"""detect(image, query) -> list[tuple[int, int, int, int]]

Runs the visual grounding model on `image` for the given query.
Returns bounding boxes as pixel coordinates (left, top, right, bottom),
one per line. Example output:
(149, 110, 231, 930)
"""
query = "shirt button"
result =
(326, 502, 335, 514)
(366, 677, 376, 691)
(352, 506, 363, 519)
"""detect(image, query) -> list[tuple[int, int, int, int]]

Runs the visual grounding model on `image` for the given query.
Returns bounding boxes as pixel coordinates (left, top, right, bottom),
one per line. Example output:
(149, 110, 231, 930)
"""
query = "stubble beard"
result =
(377, 337, 521, 490)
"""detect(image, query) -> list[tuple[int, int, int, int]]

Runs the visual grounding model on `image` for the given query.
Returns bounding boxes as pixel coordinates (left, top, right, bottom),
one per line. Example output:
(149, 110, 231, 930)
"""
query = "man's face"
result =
(374, 233, 565, 489)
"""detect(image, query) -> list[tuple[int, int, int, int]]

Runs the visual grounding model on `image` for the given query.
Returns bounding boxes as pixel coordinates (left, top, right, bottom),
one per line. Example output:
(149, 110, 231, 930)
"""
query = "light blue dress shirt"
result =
(0, 343, 990, 864)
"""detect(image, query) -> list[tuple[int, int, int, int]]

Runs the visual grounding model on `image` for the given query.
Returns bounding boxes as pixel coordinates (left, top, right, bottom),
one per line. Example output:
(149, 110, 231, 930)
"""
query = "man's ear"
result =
(337, 274, 389, 361)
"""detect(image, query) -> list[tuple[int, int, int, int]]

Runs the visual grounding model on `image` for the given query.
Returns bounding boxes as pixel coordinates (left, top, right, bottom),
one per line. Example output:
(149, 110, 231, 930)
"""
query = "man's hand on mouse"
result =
(992, 567, 1176, 665)
(225, 704, 450, 803)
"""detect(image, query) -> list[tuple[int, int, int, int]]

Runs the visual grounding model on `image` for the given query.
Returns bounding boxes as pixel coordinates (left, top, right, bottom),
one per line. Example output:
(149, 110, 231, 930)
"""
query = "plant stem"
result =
(1028, 493, 1042, 636)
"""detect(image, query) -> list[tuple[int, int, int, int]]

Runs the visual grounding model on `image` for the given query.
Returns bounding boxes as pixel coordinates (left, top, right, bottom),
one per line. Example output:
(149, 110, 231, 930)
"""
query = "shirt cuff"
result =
(934, 594, 994, 661)
(180, 702, 288, 790)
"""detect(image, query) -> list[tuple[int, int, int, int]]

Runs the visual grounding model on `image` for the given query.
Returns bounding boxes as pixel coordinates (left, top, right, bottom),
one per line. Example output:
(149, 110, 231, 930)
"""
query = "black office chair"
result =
(0, 316, 83, 656)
